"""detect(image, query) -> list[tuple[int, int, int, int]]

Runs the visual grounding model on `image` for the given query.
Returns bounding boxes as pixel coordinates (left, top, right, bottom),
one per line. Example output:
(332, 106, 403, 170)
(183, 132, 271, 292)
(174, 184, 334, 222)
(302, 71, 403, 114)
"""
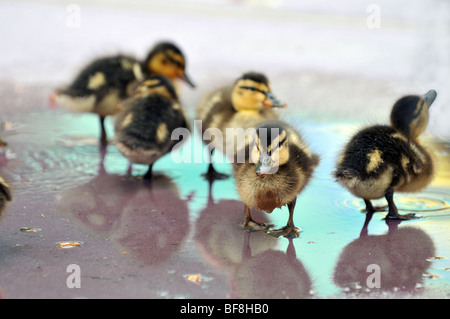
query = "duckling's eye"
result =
(239, 86, 263, 94)
(161, 58, 169, 65)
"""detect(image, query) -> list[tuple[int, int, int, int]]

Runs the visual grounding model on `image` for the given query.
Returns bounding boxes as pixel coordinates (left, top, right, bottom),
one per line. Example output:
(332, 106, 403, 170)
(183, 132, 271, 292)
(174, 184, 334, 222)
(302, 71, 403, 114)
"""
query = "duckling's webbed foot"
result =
(384, 187, 420, 220)
(268, 225, 302, 239)
(243, 219, 274, 232)
(268, 200, 302, 238)
(202, 163, 229, 181)
(242, 205, 274, 232)
(143, 164, 153, 180)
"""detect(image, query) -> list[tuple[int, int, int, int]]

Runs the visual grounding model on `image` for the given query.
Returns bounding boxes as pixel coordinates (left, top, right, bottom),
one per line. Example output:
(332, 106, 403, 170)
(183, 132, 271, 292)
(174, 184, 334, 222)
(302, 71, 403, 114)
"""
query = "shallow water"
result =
(0, 107, 449, 299)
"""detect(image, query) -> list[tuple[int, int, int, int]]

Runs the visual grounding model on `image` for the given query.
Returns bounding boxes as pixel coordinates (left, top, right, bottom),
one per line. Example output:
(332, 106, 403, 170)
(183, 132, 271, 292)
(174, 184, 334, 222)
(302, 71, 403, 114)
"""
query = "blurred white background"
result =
(0, 0, 449, 136)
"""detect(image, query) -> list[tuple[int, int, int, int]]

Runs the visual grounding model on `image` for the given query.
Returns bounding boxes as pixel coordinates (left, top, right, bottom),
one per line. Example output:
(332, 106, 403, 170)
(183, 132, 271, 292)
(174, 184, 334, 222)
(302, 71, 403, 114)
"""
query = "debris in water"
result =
(423, 272, 442, 280)
(57, 241, 82, 249)
(427, 256, 446, 261)
(183, 273, 213, 286)
(20, 227, 42, 233)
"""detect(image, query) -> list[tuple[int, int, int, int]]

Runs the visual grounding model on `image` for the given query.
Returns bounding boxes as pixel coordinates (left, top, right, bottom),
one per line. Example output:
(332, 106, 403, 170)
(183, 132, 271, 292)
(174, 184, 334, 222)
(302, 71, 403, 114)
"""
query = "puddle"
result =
(0, 107, 449, 299)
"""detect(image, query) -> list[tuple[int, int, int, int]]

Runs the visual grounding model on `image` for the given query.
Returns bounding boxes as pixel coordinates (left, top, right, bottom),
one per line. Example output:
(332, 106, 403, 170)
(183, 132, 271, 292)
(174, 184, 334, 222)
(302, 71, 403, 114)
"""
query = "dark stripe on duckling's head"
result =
(232, 72, 286, 109)
(251, 122, 289, 176)
(237, 72, 269, 87)
(256, 122, 287, 152)
(143, 42, 195, 88)
(390, 90, 437, 140)
(135, 75, 178, 100)
(144, 42, 184, 66)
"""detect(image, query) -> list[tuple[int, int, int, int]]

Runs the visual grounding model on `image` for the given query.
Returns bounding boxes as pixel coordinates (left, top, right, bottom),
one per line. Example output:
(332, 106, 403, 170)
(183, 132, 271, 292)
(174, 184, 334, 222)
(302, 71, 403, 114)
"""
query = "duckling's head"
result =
(390, 90, 437, 140)
(231, 72, 286, 112)
(144, 42, 195, 88)
(134, 75, 178, 101)
(250, 122, 289, 177)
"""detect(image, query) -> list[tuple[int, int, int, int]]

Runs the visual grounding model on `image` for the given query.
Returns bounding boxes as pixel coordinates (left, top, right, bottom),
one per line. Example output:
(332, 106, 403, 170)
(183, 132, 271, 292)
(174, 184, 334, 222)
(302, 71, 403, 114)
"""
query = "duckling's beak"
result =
(255, 153, 278, 177)
(263, 92, 287, 109)
(423, 90, 437, 108)
(179, 72, 196, 88)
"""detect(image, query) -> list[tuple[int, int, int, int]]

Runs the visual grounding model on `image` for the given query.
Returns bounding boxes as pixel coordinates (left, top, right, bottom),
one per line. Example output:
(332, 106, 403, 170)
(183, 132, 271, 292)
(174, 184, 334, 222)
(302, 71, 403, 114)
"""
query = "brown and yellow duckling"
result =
(334, 90, 438, 220)
(233, 120, 320, 238)
(52, 42, 195, 146)
(0, 174, 12, 216)
(114, 75, 190, 180)
(196, 72, 286, 181)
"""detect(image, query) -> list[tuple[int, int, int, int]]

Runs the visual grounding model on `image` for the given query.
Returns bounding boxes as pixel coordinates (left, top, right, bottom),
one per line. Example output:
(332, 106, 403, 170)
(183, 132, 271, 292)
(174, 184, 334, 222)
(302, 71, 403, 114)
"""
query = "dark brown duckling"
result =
(233, 120, 319, 238)
(52, 42, 194, 146)
(114, 75, 189, 180)
(334, 90, 438, 220)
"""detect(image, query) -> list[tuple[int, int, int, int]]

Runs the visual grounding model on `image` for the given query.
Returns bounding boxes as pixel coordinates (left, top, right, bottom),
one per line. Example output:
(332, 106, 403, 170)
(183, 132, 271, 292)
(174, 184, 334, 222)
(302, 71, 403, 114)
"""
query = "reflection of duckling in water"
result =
(195, 196, 311, 298)
(334, 90, 438, 220)
(334, 223, 435, 294)
(0, 174, 12, 217)
(55, 148, 140, 235)
(56, 149, 190, 266)
(233, 235, 312, 299)
(112, 175, 190, 266)
(114, 75, 190, 180)
(52, 42, 195, 146)
(233, 120, 319, 238)
(195, 198, 277, 270)
(196, 72, 286, 181)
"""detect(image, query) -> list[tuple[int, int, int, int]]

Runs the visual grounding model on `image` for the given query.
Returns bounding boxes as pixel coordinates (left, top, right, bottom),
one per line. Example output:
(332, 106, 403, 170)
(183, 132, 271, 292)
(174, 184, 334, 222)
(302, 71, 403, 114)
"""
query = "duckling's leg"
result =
(99, 115, 108, 147)
(242, 205, 274, 232)
(363, 199, 387, 213)
(202, 148, 229, 181)
(269, 199, 302, 239)
(360, 200, 375, 237)
(143, 164, 153, 180)
(384, 187, 417, 220)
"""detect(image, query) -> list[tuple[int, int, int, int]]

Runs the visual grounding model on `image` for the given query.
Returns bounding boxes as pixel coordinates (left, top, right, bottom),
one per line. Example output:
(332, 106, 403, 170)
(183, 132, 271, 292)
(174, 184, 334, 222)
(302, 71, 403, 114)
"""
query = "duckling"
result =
(334, 90, 438, 220)
(233, 120, 320, 238)
(196, 72, 286, 180)
(114, 75, 189, 180)
(0, 174, 12, 216)
(52, 41, 195, 146)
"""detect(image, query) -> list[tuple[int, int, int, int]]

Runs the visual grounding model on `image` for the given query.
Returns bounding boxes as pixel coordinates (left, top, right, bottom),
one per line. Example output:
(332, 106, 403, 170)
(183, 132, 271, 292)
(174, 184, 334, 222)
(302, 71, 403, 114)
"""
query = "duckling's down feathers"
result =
(114, 94, 187, 152)
(233, 120, 319, 212)
(334, 125, 434, 197)
(59, 55, 142, 99)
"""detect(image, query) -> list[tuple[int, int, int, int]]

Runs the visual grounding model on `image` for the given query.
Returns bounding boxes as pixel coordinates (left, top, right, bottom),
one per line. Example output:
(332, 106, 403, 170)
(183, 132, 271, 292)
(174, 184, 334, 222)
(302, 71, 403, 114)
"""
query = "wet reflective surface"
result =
(1, 0, 449, 300)
(0, 103, 449, 299)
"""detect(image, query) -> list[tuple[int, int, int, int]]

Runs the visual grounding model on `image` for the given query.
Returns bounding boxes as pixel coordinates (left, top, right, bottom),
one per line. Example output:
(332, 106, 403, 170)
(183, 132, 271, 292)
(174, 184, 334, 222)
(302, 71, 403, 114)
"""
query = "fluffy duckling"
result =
(0, 174, 12, 216)
(334, 90, 438, 220)
(114, 75, 189, 180)
(52, 42, 194, 146)
(233, 120, 320, 238)
(197, 72, 286, 180)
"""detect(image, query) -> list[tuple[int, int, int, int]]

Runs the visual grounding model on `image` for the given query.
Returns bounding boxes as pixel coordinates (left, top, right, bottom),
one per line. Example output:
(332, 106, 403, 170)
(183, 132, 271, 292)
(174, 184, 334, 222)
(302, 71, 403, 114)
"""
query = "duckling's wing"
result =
(116, 95, 186, 150)
(196, 86, 234, 129)
(60, 55, 140, 99)
(336, 125, 414, 180)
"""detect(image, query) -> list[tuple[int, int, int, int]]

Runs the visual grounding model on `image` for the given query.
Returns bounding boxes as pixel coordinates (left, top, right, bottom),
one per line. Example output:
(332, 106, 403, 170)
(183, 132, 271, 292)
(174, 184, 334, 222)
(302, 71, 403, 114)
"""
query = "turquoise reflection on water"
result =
(12, 109, 448, 297)
(106, 112, 450, 297)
